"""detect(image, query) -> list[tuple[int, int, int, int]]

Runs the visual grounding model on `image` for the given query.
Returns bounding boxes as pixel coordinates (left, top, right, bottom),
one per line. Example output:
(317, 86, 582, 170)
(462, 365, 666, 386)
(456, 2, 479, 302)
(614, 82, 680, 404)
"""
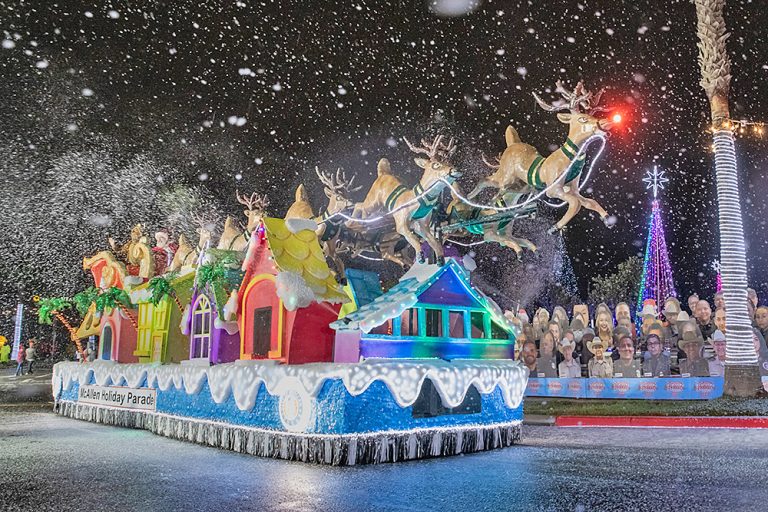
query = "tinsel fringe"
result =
(55, 401, 521, 466)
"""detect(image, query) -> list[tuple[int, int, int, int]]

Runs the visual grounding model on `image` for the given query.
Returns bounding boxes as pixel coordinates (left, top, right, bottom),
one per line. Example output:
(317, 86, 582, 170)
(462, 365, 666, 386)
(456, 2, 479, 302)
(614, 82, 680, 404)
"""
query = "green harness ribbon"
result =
(384, 184, 408, 212)
(527, 138, 586, 190)
(319, 210, 345, 242)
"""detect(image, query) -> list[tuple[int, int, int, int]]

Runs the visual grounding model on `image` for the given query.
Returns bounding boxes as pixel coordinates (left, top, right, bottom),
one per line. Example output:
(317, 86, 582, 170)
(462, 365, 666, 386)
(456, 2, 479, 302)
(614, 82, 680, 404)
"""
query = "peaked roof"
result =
(331, 258, 514, 334)
(260, 217, 347, 304)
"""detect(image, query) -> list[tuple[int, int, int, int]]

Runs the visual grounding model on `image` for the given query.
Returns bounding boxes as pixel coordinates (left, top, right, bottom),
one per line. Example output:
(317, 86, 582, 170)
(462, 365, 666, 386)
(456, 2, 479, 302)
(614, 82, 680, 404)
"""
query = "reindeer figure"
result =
(352, 135, 461, 264)
(217, 191, 269, 251)
(467, 81, 615, 231)
(170, 213, 215, 271)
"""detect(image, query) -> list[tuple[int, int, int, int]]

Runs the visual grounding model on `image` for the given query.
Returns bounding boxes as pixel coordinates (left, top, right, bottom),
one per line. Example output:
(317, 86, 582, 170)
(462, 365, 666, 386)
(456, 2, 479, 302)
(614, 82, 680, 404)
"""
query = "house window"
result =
(448, 311, 465, 338)
(100, 325, 113, 360)
(490, 321, 508, 340)
(412, 379, 482, 418)
(470, 311, 486, 339)
(400, 308, 419, 336)
(192, 295, 212, 359)
(252, 307, 272, 357)
(425, 309, 442, 337)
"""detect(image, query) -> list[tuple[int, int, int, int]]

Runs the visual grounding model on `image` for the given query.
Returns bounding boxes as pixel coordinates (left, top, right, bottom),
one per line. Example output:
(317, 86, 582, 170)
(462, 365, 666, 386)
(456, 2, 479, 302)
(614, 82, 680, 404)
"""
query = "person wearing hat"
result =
(558, 337, 581, 378)
(587, 337, 613, 378)
(678, 330, 710, 377)
(639, 303, 658, 339)
(708, 330, 727, 377)
(642, 333, 671, 377)
(614, 335, 642, 378)
(535, 331, 558, 378)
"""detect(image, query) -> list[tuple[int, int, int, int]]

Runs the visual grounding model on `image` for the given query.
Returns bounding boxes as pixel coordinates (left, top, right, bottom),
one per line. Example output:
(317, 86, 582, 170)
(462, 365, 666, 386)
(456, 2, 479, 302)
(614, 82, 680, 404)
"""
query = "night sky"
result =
(2, 0, 768, 311)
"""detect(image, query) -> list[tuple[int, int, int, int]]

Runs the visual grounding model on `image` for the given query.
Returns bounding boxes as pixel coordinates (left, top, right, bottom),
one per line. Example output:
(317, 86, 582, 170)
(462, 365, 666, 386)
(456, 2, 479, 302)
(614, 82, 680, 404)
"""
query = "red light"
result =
(612, 113, 622, 124)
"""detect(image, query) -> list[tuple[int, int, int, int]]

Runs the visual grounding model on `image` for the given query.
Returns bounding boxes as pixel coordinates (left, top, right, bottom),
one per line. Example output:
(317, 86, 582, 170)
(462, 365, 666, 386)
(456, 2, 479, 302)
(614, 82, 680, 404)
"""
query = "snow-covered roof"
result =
(331, 258, 515, 335)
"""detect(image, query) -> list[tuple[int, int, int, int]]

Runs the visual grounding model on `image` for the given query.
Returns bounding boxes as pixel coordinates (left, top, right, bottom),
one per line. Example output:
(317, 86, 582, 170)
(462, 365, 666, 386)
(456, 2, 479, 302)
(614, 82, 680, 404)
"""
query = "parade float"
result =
(50, 81, 616, 464)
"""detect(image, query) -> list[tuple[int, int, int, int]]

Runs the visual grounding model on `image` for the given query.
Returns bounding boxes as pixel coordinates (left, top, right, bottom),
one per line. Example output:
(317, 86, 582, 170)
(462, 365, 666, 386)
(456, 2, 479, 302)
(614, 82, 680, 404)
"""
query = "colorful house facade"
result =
(98, 308, 139, 363)
(238, 218, 347, 364)
(185, 251, 244, 364)
(331, 259, 516, 361)
(130, 272, 195, 364)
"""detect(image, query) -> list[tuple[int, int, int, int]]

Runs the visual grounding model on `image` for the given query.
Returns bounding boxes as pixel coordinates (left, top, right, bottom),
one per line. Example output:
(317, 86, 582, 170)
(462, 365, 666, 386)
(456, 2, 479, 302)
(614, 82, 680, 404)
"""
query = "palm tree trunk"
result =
(694, 0, 762, 396)
(712, 129, 762, 396)
(51, 310, 86, 361)
(116, 303, 139, 330)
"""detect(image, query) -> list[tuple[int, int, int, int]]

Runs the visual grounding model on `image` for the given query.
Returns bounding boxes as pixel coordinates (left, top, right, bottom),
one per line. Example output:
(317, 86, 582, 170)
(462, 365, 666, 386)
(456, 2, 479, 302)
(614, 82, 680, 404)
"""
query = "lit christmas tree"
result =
(636, 166, 677, 312)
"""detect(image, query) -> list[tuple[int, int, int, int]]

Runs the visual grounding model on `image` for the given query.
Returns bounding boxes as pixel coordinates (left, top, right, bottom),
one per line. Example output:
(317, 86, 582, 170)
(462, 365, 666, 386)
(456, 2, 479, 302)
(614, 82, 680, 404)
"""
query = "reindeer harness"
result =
(527, 138, 586, 190)
(383, 179, 453, 221)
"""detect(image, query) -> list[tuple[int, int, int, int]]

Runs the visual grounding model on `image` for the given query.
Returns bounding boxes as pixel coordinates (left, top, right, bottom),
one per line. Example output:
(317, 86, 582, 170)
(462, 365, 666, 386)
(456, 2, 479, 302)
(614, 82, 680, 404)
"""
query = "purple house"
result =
(184, 255, 243, 365)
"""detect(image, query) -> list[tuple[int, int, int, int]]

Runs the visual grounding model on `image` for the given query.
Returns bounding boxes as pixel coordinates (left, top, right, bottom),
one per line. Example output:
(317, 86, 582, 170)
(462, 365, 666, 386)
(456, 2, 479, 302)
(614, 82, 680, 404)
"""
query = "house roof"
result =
(262, 217, 347, 304)
(331, 258, 515, 334)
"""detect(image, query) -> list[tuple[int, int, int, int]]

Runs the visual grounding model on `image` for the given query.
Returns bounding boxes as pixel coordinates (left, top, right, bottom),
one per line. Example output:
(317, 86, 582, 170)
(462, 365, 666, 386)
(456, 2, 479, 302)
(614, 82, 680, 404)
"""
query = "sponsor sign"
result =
(525, 377, 724, 400)
(78, 385, 157, 411)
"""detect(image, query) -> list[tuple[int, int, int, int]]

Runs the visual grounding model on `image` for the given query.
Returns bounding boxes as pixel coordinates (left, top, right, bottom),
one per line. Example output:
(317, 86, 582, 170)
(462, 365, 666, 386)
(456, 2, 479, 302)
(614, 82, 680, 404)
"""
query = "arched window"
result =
(192, 295, 212, 359)
(101, 325, 113, 360)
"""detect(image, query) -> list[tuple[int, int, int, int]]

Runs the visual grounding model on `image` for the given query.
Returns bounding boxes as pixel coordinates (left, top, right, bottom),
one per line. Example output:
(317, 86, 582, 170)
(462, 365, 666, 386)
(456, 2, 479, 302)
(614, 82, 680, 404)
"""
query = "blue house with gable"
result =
(331, 259, 516, 361)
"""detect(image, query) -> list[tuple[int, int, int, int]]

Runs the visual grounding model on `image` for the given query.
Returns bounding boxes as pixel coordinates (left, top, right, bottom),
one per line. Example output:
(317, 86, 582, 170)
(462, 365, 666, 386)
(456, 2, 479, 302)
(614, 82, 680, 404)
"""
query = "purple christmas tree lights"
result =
(637, 167, 677, 313)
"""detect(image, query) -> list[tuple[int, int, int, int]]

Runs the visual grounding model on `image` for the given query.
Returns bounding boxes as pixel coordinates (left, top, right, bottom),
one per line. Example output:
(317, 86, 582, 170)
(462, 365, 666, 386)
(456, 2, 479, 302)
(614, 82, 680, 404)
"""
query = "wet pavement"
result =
(1, 407, 767, 511)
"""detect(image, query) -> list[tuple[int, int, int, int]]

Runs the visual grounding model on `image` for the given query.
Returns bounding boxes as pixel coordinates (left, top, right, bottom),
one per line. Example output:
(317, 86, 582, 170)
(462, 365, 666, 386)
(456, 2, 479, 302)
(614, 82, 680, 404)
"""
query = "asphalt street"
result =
(1, 407, 767, 512)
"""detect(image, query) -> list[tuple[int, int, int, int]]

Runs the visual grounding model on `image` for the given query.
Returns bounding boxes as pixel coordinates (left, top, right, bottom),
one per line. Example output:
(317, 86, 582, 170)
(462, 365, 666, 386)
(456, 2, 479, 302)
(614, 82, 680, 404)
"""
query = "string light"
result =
(636, 167, 677, 315)
(711, 118, 766, 138)
(712, 130, 757, 365)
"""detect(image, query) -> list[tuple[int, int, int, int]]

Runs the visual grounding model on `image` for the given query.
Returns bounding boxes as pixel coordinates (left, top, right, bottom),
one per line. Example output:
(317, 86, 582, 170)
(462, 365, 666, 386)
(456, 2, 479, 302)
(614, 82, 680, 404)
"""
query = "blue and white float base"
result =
(52, 359, 528, 465)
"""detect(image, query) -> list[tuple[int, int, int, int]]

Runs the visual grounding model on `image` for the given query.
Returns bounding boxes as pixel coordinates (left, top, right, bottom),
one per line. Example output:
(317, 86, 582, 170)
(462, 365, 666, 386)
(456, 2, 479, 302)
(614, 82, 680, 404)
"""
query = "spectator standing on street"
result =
(25, 339, 37, 375)
(15, 343, 26, 376)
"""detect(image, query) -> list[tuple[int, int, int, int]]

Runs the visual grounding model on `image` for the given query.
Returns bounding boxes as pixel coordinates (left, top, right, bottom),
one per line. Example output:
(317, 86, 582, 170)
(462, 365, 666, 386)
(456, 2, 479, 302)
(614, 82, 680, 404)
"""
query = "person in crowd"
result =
(572, 304, 590, 330)
(694, 300, 715, 340)
(587, 338, 613, 378)
(614, 335, 641, 378)
(639, 303, 658, 339)
(642, 333, 671, 377)
(536, 331, 558, 378)
(580, 327, 596, 371)
(663, 298, 682, 341)
(617, 318, 637, 341)
(713, 291, 725, 311)
(558, 337, 581, 378)
(708, 330, 726, 377)
(754, 330, 768, 378)
(714, 307, 726, 335)
(532, 308, 550, 342)
(552, 306, 569, 335)
(747, 299, 756, 323)
(645, 321, 667, 351)
(615, 302, 631, 324)
(521, 340, 538, 375)
(15, 342, 26, 377)
(678, 331, 710, 377)
(687, 293, 700, 316)
(595, 303, 611, 324)
(562, 328, 579, 361)
(748, 288, 759, 308)
(547, 321, 562, 351)
(25, 339, 37, 374)
(755, 306, 768, 341)
(594, 310, 614, 353)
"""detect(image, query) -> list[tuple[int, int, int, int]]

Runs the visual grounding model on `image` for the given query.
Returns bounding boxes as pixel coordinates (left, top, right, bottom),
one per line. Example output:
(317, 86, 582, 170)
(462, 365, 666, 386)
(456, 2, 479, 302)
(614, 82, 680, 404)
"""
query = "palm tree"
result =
(95, 287, 138, 330)
(35, 296, 86, 359)
(694, 0, 761, 396)
(148, 273, 184, 312)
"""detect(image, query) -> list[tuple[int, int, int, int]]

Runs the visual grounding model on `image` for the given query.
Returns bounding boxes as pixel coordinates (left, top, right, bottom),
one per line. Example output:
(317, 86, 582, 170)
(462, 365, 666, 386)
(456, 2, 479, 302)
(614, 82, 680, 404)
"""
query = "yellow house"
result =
(130, 272, 195, 364)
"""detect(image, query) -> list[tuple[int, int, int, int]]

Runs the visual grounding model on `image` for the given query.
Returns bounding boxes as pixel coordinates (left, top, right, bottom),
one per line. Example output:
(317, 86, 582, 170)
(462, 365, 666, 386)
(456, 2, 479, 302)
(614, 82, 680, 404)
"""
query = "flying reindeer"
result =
(170, 212, 216, 271)
(217, 191, 269, 251)
(467, 81, 615, 231)
(351, 135, 461, 265)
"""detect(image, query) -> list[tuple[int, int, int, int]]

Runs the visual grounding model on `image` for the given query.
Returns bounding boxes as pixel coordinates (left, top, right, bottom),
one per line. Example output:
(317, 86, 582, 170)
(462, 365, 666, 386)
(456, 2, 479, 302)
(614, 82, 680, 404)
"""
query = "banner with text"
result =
(525, 377, 724, 400)
(78, 385, 157, 410)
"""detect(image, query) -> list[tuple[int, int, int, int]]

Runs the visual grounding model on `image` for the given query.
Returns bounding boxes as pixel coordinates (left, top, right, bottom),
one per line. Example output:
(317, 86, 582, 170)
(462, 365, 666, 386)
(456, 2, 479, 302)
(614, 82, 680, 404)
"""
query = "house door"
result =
(101, 325, 113, 360)
(252, 307, 272, 357)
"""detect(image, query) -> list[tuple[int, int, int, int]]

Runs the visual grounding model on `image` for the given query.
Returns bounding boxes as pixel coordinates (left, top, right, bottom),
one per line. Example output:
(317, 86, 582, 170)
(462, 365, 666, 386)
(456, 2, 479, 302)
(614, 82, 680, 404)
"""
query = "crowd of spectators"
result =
(509, 288, 768, 379)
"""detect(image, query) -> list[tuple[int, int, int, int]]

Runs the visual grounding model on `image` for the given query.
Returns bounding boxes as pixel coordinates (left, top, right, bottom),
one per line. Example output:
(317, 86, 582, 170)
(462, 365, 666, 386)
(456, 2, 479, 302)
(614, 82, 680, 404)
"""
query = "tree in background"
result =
(588, 257, 643, 309)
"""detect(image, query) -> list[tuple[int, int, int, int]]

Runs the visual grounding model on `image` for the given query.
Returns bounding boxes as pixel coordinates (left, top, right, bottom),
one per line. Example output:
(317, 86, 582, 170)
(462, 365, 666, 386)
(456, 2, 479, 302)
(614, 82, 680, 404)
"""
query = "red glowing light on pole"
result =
(612, 113, 622, 124)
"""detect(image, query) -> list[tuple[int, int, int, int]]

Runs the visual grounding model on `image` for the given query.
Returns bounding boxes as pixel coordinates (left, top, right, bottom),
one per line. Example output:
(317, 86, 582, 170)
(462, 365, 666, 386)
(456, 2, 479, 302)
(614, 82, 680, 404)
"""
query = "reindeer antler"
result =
(190, 212, 217, 231)
(404, 134, 457, 160)
(315, 167, 362, 195)
(481, 152, 501, 170)
(533, 80, 606, 114)
(236, 190, 270, 212)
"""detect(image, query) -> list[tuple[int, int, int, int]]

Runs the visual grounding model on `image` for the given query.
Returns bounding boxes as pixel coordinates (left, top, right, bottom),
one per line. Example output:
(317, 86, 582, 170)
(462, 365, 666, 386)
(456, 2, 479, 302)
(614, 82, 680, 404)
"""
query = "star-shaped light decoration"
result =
(643, 166, 669, 198)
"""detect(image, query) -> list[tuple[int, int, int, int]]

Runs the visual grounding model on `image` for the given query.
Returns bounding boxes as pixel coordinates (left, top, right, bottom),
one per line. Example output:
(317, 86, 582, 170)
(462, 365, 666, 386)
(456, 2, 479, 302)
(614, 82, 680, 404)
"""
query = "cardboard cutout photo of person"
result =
(642, 333, 671, 377)
(613, 335, 641, 378)
(558, 338, 581, 378)
(587, 338, 613, 378)
(678, 331, 710, 377)
(536, 331, 558, 378)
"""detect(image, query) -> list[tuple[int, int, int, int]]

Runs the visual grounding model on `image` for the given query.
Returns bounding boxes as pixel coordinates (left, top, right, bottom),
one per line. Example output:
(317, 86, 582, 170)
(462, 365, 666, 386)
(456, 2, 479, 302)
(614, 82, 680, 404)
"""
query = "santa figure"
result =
(152, 228, 178, 275)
